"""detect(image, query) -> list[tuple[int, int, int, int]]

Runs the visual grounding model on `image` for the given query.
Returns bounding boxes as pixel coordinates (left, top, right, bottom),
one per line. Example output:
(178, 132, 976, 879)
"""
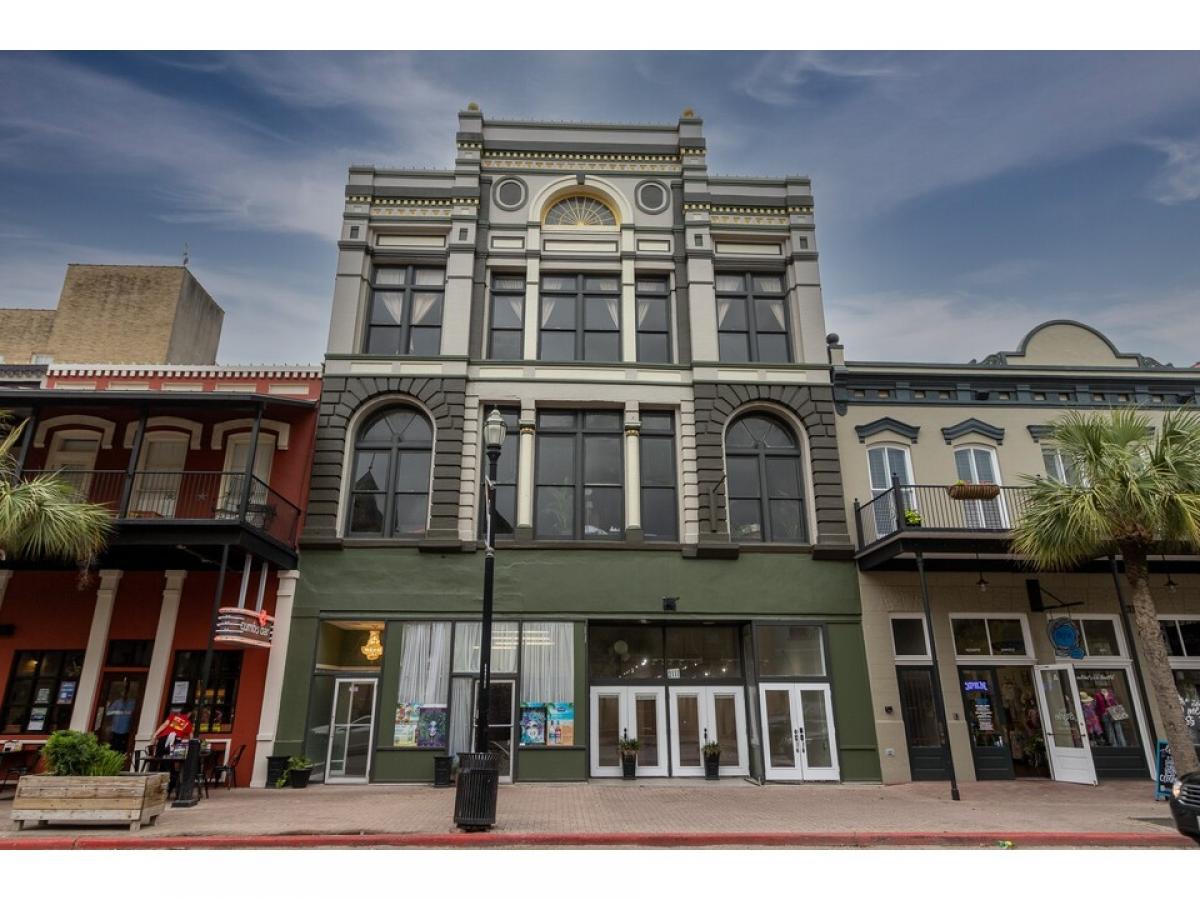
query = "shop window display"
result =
(1, 650, 84, 734)
(518, 622, 575, 747)
(393, 622, 450, 749)
(1074, 669, 1139, 748)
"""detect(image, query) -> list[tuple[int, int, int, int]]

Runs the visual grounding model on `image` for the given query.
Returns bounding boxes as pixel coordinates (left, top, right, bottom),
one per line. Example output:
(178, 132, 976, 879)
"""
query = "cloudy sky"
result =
(2, 51, 1199, 365)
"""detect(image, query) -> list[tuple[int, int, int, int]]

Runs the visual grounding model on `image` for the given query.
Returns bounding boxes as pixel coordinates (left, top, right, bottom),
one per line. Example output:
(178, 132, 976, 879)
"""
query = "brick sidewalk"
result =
(0, 778, 1189, 847)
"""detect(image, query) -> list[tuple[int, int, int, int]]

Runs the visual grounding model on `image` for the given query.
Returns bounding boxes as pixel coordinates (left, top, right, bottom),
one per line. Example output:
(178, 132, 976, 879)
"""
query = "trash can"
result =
(266, 755, 290, 789)
(453, 752, 499, 830)
(433, 755, 453, 787)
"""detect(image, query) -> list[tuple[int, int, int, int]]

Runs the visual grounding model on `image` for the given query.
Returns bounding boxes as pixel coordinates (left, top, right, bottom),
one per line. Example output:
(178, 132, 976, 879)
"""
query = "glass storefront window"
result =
(988, 619, 1026, 655)
(394, 622, 450, 749)
(1174, 669, 1200, 749)
(589, 625, 664, 680)
(952, 617, 1027, 657)
(453, 621, 519, 674)
(519, 623, 575, 747)
(756, 624, 825, 676)
(169, 651, 241, 733)
(1, 650, 84, 735)
(1075, 669, 1139, 748)
(1079, 619, 1121, 657)
(891, 618, 929, 659)
(316, 621, 386, 672)
(952, 619, 989, 656)
(664, 626, 741, 680)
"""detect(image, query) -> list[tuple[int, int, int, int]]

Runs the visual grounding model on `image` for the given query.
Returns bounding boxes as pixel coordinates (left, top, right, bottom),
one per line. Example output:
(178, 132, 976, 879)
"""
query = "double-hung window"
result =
(635, 277, 672, 363)
(534, 410, 623, 540)
(539, 274, 620, 362)
(1041, 446, 1079, 484)
(639, 412, 678, 541)
(488, 274, 525, 360)
(365, 266, 445, 356)
(867, 444, 915, 535)
(716, 273, 790, 363)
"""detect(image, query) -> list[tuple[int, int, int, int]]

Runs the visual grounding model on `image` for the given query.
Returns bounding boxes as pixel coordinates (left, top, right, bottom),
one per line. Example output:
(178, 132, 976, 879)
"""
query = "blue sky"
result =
(2, 51, 1200, 365)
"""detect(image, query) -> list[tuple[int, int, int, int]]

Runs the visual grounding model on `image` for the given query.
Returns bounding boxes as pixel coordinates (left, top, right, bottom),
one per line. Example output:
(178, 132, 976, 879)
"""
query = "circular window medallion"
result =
(636, 180, 669, 214)
(493, 178, 527, 211)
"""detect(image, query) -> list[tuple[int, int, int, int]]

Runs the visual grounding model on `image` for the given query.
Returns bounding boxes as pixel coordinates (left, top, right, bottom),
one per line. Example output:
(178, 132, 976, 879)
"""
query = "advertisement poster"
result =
(34, 686, 52, 705)
(393, 703, 420, 748)
(974, 700, 994, 732)
(171, 681, 190, 704)
(520, 706, 547, 746)
(546, 702, 574, 746)
(417, 705, 448, 749)
(27, 708, 48, 731)
(57, 681, 77, 704)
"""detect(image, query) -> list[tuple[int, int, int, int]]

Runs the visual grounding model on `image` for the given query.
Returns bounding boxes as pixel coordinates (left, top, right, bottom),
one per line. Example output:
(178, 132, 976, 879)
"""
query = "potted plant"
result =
(276, 755, 315, 789)
(903, 508, 923, 527)
(618, 737, 640, 780)
(702, 741, 721, 780)
(947, 479, 1001, 501)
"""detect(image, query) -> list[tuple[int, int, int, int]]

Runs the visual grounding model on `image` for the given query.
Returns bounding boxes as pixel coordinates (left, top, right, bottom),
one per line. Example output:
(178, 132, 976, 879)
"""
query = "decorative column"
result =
(251, 569, 299, 787)
(69, 569, 123, 732)
(620, 257, 637, 362)
(134, 570, 187, 751)
(624, 404, 643, 542)
(521, 257, 541, 360)
(515, 404, 536, 541)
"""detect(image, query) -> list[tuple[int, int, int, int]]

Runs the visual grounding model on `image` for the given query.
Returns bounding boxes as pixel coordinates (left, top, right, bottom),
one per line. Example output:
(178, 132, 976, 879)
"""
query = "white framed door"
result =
(589, 686, 668, 777)
(45, 431, 102, 498)
(668, 686, 749, 777)
(325, 678, 377, 784)
(758, 683, 840, 781)
(469, 679, 516, 783)
(1033, 664, 1098, 785)
(953, 446, 1007, 528)
(130, 434, 189, 517)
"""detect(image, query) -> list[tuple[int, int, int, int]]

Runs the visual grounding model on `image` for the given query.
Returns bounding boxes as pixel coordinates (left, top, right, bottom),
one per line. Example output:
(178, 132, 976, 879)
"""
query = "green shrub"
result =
(41, 729, 128, 776)
(275, 755, 315, 787)
(88, 746, 128, 776)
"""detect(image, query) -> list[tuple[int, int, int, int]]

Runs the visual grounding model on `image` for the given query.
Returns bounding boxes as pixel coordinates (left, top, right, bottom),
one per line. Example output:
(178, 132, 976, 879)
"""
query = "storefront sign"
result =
(963, 680, 989, 692)
(1154, 739, 1176, 800)
(214, 606, 274, 649)
(1049, 618, 1085, 659)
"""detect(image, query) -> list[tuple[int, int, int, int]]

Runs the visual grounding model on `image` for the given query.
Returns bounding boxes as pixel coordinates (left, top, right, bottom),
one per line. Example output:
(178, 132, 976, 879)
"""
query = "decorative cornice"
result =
(48, 364, 321, 379)
(855, 417, 920, 444)
(1027, 424, 1054, 443)
(942, 418, 1006, 445)
(484, 150, 680, 163)
(682, 202, 812, 216)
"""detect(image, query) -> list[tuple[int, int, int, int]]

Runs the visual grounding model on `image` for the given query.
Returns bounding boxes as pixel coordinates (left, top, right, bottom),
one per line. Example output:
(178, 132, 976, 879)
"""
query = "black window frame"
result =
(487, 273, 526, 360)
(538, 273, 621, 363)
(635, 276, 672, 363)
(478, 405, 520, 542)
(715, 271, 792, 363)
(165, 649, 243, 734)
(639, 411, 678, 542)
(724, 412, 808, 544)
(346, 406, 434, 538)
(1, 649, 85, 736)
(364, 264, 446, 357)
(534, 410, 625, 541)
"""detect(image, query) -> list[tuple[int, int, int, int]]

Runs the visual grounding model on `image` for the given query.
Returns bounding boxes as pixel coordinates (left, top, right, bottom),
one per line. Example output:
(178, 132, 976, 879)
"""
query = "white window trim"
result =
(949, 613, 1035, 663)
(1158, 615, 1200, 668)
(866, 442, 915, 490)
(889, 613, 931, 664)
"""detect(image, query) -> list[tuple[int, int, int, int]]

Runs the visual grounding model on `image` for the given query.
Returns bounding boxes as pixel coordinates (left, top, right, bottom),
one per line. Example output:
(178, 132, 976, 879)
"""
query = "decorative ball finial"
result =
(466, 102, 480, 112)
(826, 333, 840, 345)
(682, 107, 696, 118)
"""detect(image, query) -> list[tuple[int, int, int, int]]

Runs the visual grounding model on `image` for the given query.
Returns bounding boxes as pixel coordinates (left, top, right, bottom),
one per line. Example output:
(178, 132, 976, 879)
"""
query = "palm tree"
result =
(0, 412, 113, 565)
(1011, 407, 1200, 774)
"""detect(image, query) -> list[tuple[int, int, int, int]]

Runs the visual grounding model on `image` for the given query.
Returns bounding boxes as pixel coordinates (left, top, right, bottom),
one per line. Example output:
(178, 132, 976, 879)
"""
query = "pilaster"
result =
(251, 570, 300, 788)
(134, 570, 187, 750)
(69, 569, 123, 732)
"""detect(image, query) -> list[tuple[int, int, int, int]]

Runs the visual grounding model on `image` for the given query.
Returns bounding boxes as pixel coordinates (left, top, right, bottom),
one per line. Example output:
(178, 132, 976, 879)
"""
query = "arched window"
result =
(347, 407, 433, 537)
(544, 195, 617, 227)
(725, 412, 807, 543)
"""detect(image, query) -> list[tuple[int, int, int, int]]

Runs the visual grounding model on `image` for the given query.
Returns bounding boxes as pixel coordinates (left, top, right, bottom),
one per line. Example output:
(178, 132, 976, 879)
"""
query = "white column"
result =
(620, 257, 637, 362)
(0, 570, 13, 615)
(624, 404, 642, 534)
(69, 569, 123, 732)
(516, 406, 536, 535)
(521, 257, 541, 360)
(134, 570, 186, 750)
(251, 569, 299, 787)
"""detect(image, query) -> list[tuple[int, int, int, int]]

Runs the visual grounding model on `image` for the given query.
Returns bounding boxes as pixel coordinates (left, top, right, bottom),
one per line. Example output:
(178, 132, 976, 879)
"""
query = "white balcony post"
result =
(70, 569, 123, 732)
(134, 570, 187, 751)
(251, 569, 299, 787)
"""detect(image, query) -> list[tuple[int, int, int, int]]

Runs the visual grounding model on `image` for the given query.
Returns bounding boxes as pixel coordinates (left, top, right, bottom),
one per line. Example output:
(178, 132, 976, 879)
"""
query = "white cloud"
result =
(1143, 136, 1200, 204)
(737, 51, 900, 106)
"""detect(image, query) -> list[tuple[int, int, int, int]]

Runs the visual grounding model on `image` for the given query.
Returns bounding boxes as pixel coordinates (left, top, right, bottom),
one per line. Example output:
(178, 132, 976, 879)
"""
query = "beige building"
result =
(831, 320, 1200, 787)
(0, 264, 223, 366)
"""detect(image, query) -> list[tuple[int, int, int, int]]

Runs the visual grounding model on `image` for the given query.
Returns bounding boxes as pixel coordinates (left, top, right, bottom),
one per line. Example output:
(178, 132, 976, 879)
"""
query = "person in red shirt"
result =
(152, 706, 194, 754)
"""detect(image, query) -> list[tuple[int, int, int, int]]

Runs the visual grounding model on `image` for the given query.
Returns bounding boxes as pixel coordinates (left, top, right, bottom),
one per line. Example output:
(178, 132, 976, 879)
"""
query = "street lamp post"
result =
(475, 409, 507, 752)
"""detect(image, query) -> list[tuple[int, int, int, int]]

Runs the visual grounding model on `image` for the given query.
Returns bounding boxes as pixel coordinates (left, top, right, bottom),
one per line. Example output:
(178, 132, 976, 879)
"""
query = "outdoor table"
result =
(142, 748, 215, 800)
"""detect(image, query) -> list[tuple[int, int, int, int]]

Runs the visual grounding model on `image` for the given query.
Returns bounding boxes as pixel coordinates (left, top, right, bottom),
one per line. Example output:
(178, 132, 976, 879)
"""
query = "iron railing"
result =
(855, 480, 1035, 549)
(21, 469, 301, 547)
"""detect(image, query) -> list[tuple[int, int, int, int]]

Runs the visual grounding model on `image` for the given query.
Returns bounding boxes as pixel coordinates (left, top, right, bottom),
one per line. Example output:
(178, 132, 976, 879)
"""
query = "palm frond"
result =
(0, 475, 113, 564)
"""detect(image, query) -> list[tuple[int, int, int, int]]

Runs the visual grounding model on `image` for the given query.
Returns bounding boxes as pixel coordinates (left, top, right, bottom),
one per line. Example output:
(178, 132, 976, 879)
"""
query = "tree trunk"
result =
(1122, 547, 1200, 774)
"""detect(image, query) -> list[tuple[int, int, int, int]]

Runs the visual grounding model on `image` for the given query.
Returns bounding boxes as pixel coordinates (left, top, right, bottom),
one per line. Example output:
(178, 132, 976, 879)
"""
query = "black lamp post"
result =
(474, 409, 507, 752)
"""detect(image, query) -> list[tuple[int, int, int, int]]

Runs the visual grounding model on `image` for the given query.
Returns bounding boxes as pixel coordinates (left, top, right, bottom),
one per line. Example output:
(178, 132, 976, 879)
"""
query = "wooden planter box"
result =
(11, 773, 168, 832)
(947, 482, 1001, 501)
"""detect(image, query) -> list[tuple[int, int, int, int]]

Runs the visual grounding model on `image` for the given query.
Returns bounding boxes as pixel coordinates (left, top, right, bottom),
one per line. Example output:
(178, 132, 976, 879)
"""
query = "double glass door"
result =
(668, 686, 749, 777)
(326, 679, 376, 783)
(758, 684, 839, 781)
(589, 686, 668, 777)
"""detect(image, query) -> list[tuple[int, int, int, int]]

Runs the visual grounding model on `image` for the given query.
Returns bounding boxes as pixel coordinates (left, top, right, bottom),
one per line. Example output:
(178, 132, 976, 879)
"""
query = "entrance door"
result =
(92, 673, 146, 756)
(668, 686, 749, 777)
(1033, 664, 1098, 785)
(959, 667, 1014, 779)
(589, 686, 668, 777)
(470, 679, 516, 782)
(130, 435, 189, 517)
(325, 679, 377, 784)
(758, 684, 839, 781)
(896, 667, 951, 780)
(952, 446, 1007, 528)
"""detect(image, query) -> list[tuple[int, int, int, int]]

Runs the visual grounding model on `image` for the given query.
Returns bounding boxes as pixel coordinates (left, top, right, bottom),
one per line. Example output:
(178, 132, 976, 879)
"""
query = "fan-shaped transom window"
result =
(724, 412, 807, 543)
(347, 407, 433, 537)
(544, 195, 617, 227)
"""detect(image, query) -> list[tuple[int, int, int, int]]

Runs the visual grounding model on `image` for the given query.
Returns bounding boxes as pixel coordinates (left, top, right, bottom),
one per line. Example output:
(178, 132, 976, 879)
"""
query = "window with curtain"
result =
(488, 274, 525, 360)
(535, 410, 624, 540)
(635, 276, 672, 363)
(478, 406, 519, 541)
(394, 622, 451, 748)
(365, 266, 445, 356)
(519, 623, 575, 747)
(715, 272, 790, 363)
(346, 407, 433, 537)
(453, 621, 520, 674)
(867, 445, 915, 536)
(639, 411, 678, 541)
(538, 274, 620, 362)
(725, 412, 807, 543)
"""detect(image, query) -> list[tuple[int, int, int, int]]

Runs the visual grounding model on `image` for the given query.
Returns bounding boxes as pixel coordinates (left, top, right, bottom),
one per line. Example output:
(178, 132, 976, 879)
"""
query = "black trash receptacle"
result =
(453, 752, 499, 830)
(433, 755, 453, 787)
(266, 755, 290, 789)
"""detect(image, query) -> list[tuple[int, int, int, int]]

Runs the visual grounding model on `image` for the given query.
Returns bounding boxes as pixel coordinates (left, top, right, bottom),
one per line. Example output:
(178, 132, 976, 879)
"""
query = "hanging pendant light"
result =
(1163, 554, 1178, 594)
(975, 554, 989, 593)
(361, 629, 384, 661)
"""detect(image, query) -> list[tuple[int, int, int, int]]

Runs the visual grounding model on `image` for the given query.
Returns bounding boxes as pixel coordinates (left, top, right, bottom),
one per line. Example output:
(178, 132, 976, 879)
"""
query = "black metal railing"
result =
(855, 480, 1034, 548)
(21, 469, 301, 547)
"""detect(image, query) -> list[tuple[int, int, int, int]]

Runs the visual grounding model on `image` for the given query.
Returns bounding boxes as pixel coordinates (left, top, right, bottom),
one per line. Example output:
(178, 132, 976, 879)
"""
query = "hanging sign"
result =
(1154, 739, 1176, 800)
(1048, 618, 1085, 659)
(214, 606, 274, 649)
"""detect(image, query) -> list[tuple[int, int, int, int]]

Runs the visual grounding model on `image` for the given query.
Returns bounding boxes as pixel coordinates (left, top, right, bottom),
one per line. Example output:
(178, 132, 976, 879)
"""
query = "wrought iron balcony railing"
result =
(854, 480, 1035, 550)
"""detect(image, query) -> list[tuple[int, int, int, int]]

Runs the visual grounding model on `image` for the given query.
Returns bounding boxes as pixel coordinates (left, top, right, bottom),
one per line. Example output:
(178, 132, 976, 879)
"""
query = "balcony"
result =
(21, 469, 301, 567)
(854, 483, 1034, 570)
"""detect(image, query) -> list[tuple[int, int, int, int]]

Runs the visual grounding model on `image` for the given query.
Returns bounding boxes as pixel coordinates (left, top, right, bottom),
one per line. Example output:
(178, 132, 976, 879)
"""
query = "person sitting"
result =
(151, 707, 195, 795)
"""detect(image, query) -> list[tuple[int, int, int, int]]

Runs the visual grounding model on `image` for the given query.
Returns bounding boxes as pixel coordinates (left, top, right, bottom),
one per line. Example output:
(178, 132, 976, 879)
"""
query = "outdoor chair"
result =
(209, 743, 245, 790)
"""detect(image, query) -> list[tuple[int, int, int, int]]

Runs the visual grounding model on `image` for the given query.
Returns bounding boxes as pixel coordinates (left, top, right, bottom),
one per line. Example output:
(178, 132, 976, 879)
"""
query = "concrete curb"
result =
(0, 830, 1193, 850)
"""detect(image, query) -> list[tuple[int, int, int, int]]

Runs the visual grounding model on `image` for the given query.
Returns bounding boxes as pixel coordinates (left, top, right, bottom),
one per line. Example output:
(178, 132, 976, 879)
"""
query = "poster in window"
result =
(393, 703, 420, 748)
(546, 703, 574, 746)
(171, 681, 190, 705)
(57, 681, 77, 704)
(417, 705, 448, 749)
(34, 686, 52, 705)
(27, 707, 48, 732)
(520, 706, 547, 746)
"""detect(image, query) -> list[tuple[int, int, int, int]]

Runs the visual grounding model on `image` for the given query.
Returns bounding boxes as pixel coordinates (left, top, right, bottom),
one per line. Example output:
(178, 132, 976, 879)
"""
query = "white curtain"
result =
(453, 621, 519, 674)
(449, 677, 473, 757)
(520, 622, 574, 704)
(380, 293, 405, 324)
(397, 622, 451, 705)
(410, 293, 440, 325)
